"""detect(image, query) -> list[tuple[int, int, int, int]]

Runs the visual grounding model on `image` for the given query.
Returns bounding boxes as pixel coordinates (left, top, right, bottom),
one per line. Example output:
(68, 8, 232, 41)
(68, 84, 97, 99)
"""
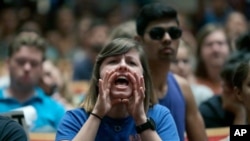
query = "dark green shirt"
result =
(0, 116, 28, 141)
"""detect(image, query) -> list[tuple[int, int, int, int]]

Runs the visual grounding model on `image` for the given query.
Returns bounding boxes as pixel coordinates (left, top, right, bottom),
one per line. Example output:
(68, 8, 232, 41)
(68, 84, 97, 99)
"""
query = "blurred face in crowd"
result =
(226, 12, 248, 40)
(87, 25, 109, 62)
(99, 49, 143, 99)
(40, 61, 62, 95)
(170, 46, 192, 79)
(211, 0, 228, 15)
(56, 8, 75, 34)
(8, 46, 43, 91)
(140, 19, 181, 63)
(201, 30, 230, 68)
(1, 8, 18, 33)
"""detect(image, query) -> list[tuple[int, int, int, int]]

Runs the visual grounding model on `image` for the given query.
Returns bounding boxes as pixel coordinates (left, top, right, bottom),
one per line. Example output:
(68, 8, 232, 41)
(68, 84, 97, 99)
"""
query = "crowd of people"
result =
(0, 0, 250, 141)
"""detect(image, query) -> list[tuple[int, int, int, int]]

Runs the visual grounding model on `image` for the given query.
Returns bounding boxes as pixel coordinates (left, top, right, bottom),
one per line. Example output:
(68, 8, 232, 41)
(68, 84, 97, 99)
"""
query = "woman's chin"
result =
(111, 92, 132, 99)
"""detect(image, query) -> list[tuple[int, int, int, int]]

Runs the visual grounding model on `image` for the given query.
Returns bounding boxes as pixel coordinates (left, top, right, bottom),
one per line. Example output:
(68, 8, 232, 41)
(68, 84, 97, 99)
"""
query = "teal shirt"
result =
(0, 87, 65, 132)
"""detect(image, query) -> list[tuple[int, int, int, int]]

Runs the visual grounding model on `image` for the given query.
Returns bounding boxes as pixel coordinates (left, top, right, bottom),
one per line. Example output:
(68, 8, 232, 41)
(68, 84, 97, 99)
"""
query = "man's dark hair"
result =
(136, 2, 179, 36)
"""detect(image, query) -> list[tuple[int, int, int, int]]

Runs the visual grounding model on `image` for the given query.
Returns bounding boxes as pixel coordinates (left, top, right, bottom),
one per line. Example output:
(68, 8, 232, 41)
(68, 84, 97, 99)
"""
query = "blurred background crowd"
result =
(0, 0, 250, 131)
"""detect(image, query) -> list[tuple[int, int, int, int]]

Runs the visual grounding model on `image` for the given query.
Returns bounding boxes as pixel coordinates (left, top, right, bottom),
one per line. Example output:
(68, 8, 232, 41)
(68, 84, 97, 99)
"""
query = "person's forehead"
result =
(107, 49, 140, 59)
(12, 46, 43, 58)
(146, 19, 178, 30)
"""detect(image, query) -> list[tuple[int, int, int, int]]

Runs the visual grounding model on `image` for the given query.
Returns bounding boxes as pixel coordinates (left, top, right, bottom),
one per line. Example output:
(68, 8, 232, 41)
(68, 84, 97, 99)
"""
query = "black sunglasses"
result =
(149, 27, 182, 40)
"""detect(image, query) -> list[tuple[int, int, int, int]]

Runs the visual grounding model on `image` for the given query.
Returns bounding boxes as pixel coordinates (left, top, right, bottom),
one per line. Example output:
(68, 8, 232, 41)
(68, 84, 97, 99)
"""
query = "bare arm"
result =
(123, 72, 162, 141)
(135, 117, 162, 141)
(175, 75, 207, 141)
(72, 114, 101, 141)
(140, 130, 162, 141)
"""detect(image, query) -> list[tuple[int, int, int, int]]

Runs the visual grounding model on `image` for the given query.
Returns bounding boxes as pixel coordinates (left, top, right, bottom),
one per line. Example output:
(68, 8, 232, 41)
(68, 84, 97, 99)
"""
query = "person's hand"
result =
(122, 70, 147, 124)
(92, 70, 122, 117)
(222, 92, 246, 124)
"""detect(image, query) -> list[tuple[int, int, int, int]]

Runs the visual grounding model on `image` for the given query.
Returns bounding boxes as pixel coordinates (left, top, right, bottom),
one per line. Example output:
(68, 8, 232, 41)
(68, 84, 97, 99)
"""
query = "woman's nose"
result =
(118, 60, 128, 71)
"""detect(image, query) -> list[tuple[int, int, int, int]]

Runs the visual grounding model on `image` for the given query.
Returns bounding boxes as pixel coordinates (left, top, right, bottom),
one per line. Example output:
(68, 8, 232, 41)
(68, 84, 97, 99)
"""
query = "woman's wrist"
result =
(135, 115, 147, 125)
(90, 112, 103, 120)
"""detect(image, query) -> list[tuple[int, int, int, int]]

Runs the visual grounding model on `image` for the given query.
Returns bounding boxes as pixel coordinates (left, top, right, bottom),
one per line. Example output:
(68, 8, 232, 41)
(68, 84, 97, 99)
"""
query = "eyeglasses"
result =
(149, 27, 182, 40)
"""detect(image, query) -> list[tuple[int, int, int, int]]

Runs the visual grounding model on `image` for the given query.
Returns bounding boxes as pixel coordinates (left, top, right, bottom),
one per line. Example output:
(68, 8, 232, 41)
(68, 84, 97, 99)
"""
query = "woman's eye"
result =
(108, 60, 117, 64)
(129, 61, 137, 66)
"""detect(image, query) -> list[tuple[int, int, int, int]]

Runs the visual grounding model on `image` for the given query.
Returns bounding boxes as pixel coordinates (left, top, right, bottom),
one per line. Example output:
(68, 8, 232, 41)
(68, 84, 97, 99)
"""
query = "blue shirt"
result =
(0, 87, 65, 132)
(159, 72, 186, 141)
(56, 104, 179, 141)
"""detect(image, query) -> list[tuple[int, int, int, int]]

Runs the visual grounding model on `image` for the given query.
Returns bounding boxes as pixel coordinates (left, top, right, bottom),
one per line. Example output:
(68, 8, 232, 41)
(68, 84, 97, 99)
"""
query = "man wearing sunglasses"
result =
(135, 3, 207, 141)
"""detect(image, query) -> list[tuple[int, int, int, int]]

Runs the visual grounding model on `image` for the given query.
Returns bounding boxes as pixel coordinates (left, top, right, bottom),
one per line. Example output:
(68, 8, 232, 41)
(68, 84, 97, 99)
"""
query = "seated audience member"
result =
(233, 32, 250, 124)
(218, 30, 250, 141)
(73, 21, 109, 81)
(0, 115, 28, 141)
(233, 59, 250, 124)
(0, 30, 40, 88)
(200, 51, 249, 128)
(56, 38, 179, 141)
(195, 24, 231, 95)
(40, 60, 74, 110)
(224, 11, 248, 50)
(0, 59, 74, 110)
(45, 6, 79, 62)
(170, 40, 213, 106)
(0, 32, 65, 132)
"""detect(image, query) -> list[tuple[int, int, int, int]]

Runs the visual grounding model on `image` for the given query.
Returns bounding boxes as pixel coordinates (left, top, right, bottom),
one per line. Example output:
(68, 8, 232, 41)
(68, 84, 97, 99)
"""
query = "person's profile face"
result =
(141, 19, 181, 62)
(8, 46, 43, 89)
(99, 49, 143, 99)
(170, 46, 191, 78)
(239, 69, 250, 112)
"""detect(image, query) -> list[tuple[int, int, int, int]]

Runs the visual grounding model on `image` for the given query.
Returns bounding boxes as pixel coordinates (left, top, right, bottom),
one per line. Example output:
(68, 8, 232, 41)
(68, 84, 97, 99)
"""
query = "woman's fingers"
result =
(140, 75, 145, 93)
(139, 76, 145, 99)
(111, 98, 123, 105)
(133, 71, 140, 91)
(100, 70, 117, 97)
(103, 70, 115, 90)
(98, 79, 104, 96)
(126, 72, 136, 90)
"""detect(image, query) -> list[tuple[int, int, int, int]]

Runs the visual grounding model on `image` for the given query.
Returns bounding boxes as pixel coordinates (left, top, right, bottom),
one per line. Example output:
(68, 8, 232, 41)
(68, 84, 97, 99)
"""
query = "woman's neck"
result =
(107, 104, 129, 119)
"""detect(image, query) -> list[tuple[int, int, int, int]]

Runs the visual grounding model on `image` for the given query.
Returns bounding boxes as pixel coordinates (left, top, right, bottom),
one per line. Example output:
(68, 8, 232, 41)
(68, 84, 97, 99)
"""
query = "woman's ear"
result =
(234, 86, 243, 102)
